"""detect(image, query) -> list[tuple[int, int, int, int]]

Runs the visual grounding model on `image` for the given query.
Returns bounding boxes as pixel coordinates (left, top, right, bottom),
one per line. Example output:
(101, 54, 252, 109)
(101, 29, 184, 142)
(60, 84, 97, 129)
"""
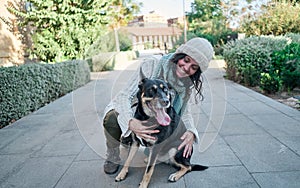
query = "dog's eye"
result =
(151, 86, 157, 92)
(163, 87, 168, 93)
(148, 87, 157, 96)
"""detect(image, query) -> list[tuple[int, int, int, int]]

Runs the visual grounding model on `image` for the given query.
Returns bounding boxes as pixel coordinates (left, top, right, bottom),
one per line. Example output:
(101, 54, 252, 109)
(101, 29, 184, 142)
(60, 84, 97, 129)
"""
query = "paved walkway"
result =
(1, 54, 300, 188)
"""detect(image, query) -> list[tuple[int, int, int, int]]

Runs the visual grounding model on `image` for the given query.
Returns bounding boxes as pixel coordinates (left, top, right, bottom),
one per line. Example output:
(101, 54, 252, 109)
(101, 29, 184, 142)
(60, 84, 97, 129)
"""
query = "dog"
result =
(115, 74, 208, 188)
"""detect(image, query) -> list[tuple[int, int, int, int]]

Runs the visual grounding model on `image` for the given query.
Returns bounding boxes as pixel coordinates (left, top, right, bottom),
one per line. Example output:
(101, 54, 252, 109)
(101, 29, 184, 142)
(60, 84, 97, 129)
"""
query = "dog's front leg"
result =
(139, 147, 159, 188)
(115, 140, 139, 182)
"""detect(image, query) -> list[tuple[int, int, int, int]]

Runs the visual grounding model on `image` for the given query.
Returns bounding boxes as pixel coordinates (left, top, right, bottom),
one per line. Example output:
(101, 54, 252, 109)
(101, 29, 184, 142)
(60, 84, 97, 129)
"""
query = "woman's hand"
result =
(129, 118, 159, 141)
(178, 131, 195, 158)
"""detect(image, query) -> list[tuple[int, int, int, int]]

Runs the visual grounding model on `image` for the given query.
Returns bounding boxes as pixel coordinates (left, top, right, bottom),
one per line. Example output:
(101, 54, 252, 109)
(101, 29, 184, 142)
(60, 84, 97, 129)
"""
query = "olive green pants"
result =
(103, 110, 122, 149)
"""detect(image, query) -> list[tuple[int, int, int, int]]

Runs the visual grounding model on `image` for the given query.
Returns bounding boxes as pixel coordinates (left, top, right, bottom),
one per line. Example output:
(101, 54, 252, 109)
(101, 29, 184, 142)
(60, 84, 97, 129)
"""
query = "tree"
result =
(103, 0, 140, 52)
(187, 0, 227, 34)
(7, 0, 139, 62)
(187, 0, 225, 33)
(240, 0, 300, 36)
(221, 0, 270, 29)
(186, 0, 234, 53)
(188, 0, 224, 22)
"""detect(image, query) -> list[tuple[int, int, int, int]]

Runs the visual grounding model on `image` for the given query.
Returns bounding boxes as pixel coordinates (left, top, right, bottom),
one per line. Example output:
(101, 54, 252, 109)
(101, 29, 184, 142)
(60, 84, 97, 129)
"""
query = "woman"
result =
(102, 37, 214, 174)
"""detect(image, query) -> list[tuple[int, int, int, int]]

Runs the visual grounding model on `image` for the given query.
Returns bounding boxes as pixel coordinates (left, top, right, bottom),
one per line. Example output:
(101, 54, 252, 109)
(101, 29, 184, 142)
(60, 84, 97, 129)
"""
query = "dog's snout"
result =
(160, 98, 170, 106)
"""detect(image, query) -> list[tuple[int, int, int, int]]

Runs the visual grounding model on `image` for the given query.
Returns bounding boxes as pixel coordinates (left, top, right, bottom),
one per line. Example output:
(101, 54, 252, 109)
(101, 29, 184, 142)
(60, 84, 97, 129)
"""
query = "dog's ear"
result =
(138, 77, 148, 90)
(138, 67, 148, 90)
(138, 80, 143, 90)
(139, 67, 147, 80)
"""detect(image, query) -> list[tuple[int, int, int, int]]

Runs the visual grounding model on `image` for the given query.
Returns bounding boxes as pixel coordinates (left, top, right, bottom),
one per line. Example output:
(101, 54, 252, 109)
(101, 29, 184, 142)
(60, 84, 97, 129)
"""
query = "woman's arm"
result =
(113, 56, 161, 136)
(178, 99, 200, 158)
(180, 99, 200, 143)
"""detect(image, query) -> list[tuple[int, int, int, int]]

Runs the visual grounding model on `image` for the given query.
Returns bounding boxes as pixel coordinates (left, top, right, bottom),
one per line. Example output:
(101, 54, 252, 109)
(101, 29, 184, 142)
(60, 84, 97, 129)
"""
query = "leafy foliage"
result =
(186, 0, 237, 55)
(271, 42, 300, 91)
(223, 33, 300, 93)
(84, 30, 133, 58)
(0, 60, 90, 128)
(187, 0, 225, 34)
(7, 0, 139, 63)
(260, 71, 282, 94)
(105, 0, 140, 29)
(240, 0, 300, 36)
(221, 0, 270, 29)
(188, 0, 224, 22)
(223, 35, 288, 86)
(10, 0, 110, 62)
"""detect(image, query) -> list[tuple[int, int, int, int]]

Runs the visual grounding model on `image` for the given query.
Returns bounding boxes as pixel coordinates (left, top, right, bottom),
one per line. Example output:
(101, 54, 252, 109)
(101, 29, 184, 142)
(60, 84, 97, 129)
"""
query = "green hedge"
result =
(87, 51, 139, 72)
(0, 60, 90, 128)
(223, 33, 300, 93)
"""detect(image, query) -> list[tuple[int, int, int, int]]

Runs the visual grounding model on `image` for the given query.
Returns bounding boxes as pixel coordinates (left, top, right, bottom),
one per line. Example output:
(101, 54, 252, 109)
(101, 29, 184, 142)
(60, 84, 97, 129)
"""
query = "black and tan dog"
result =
(115, 75, 208, 188)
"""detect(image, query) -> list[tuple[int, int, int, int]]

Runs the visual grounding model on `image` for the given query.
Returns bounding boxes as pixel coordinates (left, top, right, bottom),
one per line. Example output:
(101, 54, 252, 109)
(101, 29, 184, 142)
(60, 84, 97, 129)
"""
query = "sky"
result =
(136, 0, 194, 18)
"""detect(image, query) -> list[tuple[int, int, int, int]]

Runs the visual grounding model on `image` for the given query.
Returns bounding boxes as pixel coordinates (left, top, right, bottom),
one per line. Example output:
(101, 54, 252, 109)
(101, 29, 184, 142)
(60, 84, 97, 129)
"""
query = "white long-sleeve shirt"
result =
(103, 54, 199, 143)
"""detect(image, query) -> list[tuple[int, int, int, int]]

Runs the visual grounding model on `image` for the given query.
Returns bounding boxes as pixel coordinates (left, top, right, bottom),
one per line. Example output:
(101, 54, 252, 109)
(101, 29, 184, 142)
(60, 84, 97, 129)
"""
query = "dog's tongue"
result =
(155, 108, 171, 126)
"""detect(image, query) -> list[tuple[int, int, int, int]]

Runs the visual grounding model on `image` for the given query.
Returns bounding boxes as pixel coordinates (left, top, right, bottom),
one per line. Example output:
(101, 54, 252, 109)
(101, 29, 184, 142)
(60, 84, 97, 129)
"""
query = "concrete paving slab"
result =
(1, 128, 59, 155)
(224, 134, 300, 173)
(75, 144, 102, 161)
(252, 171, 300, 188)
(223, 89, 257, 103)
(0, 128, 25, 149)
(32, 129, 86, 157)
(193, 133, 241, 167)
(185, 166, 259, 188)
(275, 135, 300, 155)
(248, 114, 300, 137)
(230, 83, 300, 117)
(0, 154, 29, 183)
(292, 115, 300, 122)
(215, 114, 267, 136)
(55, 160, 119, 188)
(0, 156, 74, 188)
(5, 113, 65, 130)
(200, 102, 241, 115)
(58, 159, 186, 188)
(1, 115, 77, 155)
(230, 100, 283, 116)
(193, 113, 218, 133)
(8, 112, 78, 132)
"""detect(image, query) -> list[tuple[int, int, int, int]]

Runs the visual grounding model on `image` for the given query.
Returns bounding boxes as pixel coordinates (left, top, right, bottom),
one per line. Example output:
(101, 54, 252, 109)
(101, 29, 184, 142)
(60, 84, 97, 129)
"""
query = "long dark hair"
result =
(170, 53, 204, 102)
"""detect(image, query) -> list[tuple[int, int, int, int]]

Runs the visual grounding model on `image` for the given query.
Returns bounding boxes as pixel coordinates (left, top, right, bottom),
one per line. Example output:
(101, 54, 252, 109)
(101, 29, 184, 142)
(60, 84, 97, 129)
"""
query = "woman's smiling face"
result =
(175, 56, 200, 78)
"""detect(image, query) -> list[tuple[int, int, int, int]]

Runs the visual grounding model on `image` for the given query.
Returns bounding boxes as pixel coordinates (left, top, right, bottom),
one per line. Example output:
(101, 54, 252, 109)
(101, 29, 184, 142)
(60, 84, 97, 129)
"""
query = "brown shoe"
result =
(104, 160, 120, 174)
(103, 147, 120, 174)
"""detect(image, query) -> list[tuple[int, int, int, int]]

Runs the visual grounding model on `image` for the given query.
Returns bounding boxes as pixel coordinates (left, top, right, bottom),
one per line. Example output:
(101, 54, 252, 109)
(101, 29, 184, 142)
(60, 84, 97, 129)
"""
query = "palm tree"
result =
(107, 0, 140, 51)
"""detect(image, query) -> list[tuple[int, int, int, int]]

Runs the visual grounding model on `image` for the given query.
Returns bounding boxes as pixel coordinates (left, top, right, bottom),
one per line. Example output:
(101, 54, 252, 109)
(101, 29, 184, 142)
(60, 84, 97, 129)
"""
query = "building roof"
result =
(124, 27, 182, 36)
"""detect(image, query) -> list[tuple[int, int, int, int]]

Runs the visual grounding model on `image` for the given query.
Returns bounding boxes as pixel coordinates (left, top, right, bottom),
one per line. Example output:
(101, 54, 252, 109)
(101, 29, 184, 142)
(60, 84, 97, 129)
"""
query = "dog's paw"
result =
(168, 173, 179, 182)
(115, 170, 128, 182)
(139, 181, 148, 188)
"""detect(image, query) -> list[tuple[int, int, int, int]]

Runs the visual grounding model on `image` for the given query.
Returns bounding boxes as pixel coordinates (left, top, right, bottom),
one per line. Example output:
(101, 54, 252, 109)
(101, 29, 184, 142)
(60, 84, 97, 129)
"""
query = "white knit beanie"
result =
(176, 37, 214, 72)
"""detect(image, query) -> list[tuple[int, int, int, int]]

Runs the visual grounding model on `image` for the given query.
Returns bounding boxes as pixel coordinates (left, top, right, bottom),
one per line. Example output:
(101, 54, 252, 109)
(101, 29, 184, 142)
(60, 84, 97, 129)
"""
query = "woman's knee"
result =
(103, 110, 122, 140)
(103, 110, 119, 128)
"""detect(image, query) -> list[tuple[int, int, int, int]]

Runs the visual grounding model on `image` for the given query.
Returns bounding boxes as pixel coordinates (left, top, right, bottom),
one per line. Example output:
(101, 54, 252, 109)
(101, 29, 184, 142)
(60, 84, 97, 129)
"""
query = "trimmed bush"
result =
(0, 60, 90, 128)
(260, 71, 282, 94)
(223, 35, 288, 86)
(223, 33, 300, 93)
(271, 42, 300, 91)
